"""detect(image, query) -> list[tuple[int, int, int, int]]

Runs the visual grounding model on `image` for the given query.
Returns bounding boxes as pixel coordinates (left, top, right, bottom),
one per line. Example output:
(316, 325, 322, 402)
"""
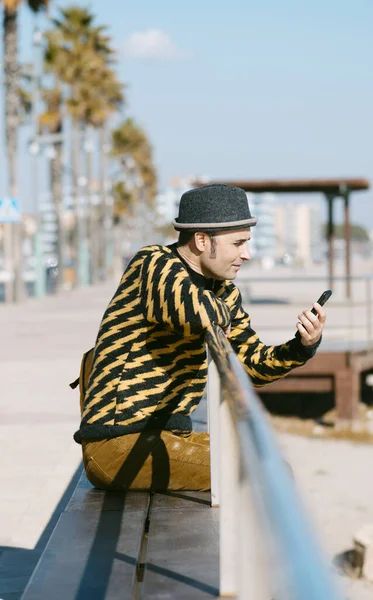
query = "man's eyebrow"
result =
(234, 238, 250, 243)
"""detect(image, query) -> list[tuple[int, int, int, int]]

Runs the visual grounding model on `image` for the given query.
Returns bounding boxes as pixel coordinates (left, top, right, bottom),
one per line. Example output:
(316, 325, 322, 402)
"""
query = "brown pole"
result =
(326, 194, 335, 291)
(343, 189, 351, 298)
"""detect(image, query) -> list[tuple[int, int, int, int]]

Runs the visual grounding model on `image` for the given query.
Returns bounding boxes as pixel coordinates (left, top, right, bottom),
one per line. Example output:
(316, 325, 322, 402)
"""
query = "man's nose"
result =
(240, 243, 251, 261)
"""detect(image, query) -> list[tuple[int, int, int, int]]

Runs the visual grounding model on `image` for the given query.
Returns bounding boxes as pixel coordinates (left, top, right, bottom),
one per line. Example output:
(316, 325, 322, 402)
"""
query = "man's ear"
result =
(194, 232, 208, 252)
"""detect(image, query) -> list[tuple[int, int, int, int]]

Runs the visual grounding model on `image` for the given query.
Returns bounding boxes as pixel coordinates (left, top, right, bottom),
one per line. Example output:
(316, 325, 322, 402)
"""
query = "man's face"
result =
(199, 229, 251, 280)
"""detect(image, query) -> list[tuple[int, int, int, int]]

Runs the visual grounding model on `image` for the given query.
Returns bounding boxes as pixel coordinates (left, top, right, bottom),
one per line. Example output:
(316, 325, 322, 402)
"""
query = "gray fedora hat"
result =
(172, 184, 258, 231)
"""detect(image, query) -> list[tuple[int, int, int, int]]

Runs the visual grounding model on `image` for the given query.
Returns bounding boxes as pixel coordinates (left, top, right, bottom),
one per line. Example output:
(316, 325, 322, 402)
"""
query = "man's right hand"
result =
(223, 324, 231, 338)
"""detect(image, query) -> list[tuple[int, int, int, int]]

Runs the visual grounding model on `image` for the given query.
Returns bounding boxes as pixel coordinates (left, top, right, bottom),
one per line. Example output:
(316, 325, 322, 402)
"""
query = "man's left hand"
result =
(296, 302, 326, 347)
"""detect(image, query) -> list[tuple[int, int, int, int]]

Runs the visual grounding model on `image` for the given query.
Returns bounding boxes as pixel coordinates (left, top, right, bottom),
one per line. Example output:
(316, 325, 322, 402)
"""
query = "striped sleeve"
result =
(227, 287, 319, 387)
(139, 248, 231, 335)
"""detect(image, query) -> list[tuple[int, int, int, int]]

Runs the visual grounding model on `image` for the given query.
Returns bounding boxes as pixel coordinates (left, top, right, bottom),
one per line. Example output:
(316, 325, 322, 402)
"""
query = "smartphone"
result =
(311, 289, 332, 315)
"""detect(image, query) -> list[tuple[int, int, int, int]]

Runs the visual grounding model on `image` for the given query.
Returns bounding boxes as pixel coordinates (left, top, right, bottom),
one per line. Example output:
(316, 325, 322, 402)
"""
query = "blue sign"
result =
(0, 197, 21, 223)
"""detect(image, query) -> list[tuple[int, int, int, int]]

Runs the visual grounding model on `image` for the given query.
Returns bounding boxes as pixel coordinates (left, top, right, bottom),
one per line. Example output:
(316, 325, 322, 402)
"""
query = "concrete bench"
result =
(21, 471, 219, 600)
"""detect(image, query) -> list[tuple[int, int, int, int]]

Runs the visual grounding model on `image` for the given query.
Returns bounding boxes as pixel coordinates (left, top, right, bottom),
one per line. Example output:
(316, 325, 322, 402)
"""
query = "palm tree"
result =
(2, 0, 48, 195)
(1, 0, 48, 302)
(65, 40, 124, 282)
(77, 69, 124, 282)
(111, 118, 157, 259)
(43, 6, 124, 285)
(111, 118, 157, 208)
(42, 10, 95, 288)
(111, 181, 135, 222)
(39, 84, 64, 291)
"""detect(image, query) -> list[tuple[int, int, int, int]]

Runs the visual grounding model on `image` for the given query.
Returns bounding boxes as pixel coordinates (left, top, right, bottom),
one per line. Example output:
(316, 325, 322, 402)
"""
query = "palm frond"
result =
(111, 119, 158, 204)
(111, 181, 135, 218)
(2, 0, 22, 13)
(27, 0, 49, 12)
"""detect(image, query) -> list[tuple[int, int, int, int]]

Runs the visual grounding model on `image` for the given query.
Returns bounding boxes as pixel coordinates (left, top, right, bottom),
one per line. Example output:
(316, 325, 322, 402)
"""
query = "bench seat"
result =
(21, 472, 219, 600)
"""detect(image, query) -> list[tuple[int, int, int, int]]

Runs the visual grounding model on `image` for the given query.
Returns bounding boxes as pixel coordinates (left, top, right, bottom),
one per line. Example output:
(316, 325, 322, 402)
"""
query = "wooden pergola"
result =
(197, 178, 370, 297)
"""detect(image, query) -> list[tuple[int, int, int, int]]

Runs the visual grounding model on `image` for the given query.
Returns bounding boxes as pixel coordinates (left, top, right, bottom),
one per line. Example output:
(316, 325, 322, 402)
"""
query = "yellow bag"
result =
(69, 348, 95, 415)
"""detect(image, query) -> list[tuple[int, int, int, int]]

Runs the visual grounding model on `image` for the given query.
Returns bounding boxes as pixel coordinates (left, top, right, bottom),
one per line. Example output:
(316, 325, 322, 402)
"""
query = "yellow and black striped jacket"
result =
(73, 244, 318, 443)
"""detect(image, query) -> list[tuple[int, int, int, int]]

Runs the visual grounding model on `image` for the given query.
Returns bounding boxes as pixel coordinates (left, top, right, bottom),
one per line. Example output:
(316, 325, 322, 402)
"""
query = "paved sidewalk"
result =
(0, 280, 118, 599)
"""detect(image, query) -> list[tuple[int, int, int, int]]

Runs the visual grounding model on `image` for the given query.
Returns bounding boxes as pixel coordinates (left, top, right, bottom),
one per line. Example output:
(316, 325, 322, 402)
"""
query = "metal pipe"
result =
(343, 188, 351, 298)
(326, 194, 335, 292)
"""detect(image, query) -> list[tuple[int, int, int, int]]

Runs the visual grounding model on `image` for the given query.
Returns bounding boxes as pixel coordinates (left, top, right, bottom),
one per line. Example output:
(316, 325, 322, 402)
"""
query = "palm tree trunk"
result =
(71, 123, 89, 287)
(3, 9, 18, 199)
(98, 126, 113, 279)
(3, 8, 23, 303)
(50, 138, 64, 292)
(85, 126, 96, 284)
(71, 123, 80, 287)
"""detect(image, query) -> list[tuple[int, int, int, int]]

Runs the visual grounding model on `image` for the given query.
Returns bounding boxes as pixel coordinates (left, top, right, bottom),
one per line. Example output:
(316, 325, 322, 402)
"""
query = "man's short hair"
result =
(178, 230, 216, 246)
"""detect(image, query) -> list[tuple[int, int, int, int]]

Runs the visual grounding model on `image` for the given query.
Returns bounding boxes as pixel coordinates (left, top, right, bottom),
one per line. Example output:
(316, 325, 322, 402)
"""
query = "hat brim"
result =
(172, 217, 258, 231)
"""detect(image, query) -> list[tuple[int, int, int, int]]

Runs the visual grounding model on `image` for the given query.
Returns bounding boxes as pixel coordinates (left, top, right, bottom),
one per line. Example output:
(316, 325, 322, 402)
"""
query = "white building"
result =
(156, 188, 180, 224)
(156, 177, 196, 225)
(157, 184, 323, 265)
(274, 202, 323, 265)
(247, 193, 277, 265)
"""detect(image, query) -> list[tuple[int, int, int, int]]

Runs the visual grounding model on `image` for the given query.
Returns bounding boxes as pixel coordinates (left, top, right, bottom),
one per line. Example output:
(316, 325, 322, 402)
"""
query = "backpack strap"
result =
(70, 348, 95, 415)
(69, 377, 79, 390)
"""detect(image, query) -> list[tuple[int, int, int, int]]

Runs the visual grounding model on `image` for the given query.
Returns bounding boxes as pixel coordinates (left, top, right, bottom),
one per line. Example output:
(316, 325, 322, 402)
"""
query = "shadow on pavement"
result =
(0, 463, 83, 600)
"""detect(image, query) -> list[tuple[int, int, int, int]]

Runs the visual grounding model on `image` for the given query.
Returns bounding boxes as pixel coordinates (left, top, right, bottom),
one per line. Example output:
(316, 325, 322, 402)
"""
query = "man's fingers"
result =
(303, 310, 319, 325)
(298, 306, 326, 333)
(298, 312, 318, 335)
(296, 321, 310, 338)
(312, 302, 326, 324)
(223, 325, 231, 337)
(296, 302, 327, 346)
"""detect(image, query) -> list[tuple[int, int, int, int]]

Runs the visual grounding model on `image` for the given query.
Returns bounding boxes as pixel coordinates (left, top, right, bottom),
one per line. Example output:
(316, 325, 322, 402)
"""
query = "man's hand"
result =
(223, 324, 231, 338)
(296, 302, 326, 346)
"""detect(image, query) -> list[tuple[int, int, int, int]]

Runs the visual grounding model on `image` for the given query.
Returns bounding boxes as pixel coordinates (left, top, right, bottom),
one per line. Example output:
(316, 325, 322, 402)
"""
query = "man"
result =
(73, 184, 325, 491)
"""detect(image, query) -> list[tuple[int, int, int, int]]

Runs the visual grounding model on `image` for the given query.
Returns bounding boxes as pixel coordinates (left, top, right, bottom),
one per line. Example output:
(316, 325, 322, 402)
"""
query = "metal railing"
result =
(205, 325, 342, 600)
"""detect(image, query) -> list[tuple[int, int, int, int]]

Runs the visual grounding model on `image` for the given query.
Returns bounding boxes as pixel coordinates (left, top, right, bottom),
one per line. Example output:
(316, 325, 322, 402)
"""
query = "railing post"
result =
(207, 352, 221, 507)
(220, 395, 239, 597)
(238, 466, 272, 600)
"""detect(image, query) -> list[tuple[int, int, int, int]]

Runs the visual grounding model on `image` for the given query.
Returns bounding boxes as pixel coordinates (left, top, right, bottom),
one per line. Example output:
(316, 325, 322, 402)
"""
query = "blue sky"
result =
(1, 0, 373, 227)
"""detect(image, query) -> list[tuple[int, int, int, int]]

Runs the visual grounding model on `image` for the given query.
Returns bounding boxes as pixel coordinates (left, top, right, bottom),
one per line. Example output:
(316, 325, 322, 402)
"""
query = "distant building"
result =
(157, 188, 181, 224)
(248, 193, 277, 265)
(274, 202, 323, 265)
(156, 178, 195, 224)
(157, 184, 323, 266)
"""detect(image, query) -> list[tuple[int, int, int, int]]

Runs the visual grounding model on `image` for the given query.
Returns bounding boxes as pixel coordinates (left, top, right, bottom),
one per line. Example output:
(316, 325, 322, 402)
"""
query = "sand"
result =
(279, 432, 373, 600)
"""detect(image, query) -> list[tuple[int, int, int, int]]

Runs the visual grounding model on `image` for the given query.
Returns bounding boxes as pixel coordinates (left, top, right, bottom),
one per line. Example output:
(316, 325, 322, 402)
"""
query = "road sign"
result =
(0, 197, 21, 223)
